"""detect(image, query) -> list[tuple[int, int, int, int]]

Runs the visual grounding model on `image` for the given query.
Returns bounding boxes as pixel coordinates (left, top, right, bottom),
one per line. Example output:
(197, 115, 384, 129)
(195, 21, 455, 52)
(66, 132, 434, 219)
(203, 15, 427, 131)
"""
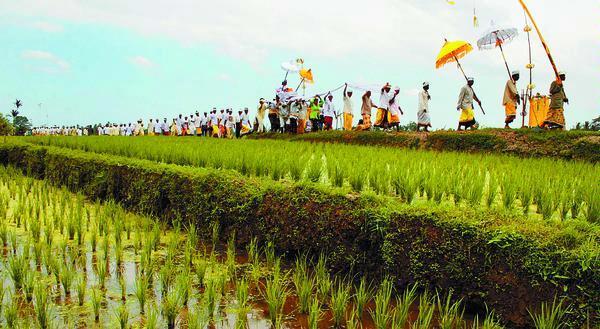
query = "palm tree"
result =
(11, 99, 22, 123)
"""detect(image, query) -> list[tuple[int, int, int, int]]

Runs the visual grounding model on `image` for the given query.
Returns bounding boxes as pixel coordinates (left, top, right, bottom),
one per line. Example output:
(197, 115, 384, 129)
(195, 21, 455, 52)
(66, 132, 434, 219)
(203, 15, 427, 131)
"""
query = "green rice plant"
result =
(90, 287, 102, 322)
(8, 229, 18, 254)
(528, 297, 569, 329)
(500, 174, 517, 210)
(472, 312, 504, 329)
(392, 284, 417, 328)
(101, 235, 110, 260)
(585, 184, 600, 223)
(30, 215, 41, 241)
(187, 304, 210, 329)
(95, 254, 108, 289)
(184, 240, 193, 271)
(162, 288, 182, 329)
(293, 262, 313, 313)
(34, 282, 53, 329)
(354, 276, 372, 319)
(247, 237, 258, 264)
(159, 262, 175, 296)
(4, 294, 19, 329)
(485, 175, 499, 208)
(60, 262, 76, 296)
(264, 241, 276, 268)
(226, 232, 237, 276)
(346, 305, 360, 329)
(349, 168, 365, 193)
(467, 171, 486, 207)
(369, 278, 393, 329)
(235, 278, 250, 329)
(436, 291, 464, 329)
(113, 303, 130, 329)
(7, 252, 28, 291)
(208, 221, 219, 250)
(32, 240, 44, 267)
(176, 271, 192, 307)
(307, 297, 322, 329)
(250, 258, 262, 283)
(316, 272, 331, 302)
(306, 155, 323, 183)
(288, 157, 304, 181)
(204, 279, 219, 317)
(119, 274, 127, 302)
(0, 220, 8, 247)
(330, 279, 351, 328)
(0, 280, 5, 313)
(262, 269, 289, 328)
(135, 272, 149, 314)
(23, 271, 36, 302)
(76, 274, 86, 306)
(194, 258, 208, 288)
(145, 303, 160, 329)
(539, 189, 557, 220)
(411, 292, 435, 329)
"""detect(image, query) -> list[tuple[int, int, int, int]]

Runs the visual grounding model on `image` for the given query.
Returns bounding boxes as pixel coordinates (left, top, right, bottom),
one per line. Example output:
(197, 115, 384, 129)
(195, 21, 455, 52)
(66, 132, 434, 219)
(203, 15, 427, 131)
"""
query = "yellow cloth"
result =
(389, 113, 400, 124)
(529, 96, 549, 128)
(459, 107, 475, 123)
(241, 125, 251, 135)
(211, 125, 220, 137)
(196, 127, 202, 134)
(374, 108, 386, 126)
(148, 131, 155, 136)
(343, 113, 353, 131)
(544, 108, 565, 128)
(297, 119, 306, 134)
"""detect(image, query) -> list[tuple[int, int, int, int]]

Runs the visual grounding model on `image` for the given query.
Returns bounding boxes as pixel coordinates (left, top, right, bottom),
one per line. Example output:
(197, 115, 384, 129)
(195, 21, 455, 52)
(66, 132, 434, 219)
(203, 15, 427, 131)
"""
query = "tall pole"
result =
(518, 0, 560, 80)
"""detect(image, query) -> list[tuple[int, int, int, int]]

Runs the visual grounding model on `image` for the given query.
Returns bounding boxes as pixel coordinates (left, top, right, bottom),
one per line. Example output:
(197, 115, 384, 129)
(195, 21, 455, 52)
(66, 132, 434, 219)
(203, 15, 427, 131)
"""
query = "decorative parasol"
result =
(477, 25, 518, 81)
(436, 39, 485, 114)
(280, 60, 300, 81)
(296, 69, 314, 92)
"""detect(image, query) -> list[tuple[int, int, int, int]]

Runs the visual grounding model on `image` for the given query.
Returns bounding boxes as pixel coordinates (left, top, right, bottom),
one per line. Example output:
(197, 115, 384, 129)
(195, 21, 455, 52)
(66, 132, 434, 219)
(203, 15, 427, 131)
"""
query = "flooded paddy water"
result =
(0, 166, 501, 328)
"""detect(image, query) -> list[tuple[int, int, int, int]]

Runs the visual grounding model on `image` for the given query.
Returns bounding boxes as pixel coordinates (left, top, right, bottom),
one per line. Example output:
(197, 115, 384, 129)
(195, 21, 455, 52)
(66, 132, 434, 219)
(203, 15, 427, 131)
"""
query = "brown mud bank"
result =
(0, 141, 598, 327)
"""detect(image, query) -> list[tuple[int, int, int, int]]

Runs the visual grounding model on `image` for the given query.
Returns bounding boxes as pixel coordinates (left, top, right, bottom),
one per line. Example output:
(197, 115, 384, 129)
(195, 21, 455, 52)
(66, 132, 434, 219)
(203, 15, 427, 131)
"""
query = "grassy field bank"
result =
(0, 141, 598, 327)
(249, 129, 600, 163)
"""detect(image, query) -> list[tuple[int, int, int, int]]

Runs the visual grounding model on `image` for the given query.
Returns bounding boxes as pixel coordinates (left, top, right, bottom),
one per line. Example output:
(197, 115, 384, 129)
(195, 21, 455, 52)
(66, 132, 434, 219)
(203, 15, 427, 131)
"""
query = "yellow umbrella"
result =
(299, 68, 314, 84)
(436, 39, 485, 114)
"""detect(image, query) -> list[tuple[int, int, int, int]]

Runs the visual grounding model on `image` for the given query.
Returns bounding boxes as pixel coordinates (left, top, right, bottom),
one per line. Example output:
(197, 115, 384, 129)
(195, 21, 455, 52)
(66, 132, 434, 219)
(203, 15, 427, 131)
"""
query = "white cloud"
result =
(21, 50, 70, 73)
(217, 73, 231, 81)
(129, 56, 155, 69)
(31, 21, 63, 33)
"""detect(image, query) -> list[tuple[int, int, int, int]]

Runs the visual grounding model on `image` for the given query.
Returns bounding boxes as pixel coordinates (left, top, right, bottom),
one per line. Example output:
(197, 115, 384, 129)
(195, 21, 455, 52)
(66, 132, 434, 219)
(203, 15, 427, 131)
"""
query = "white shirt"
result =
(389, 92, 401, 116)
(343, 96, 354, 114)
(210, 113, 219, 125)
(242, 113, 251, 125)
(379, 90, 392, 110)
(148, 121, 155, 132)
(419, 90, 429, 112)
(323, 99, 336, 118)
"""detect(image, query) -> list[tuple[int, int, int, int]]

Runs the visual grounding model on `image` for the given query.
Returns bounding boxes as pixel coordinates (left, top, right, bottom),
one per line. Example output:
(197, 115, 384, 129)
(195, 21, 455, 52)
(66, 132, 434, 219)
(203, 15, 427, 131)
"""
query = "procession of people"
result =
(30, 71, 569, 137)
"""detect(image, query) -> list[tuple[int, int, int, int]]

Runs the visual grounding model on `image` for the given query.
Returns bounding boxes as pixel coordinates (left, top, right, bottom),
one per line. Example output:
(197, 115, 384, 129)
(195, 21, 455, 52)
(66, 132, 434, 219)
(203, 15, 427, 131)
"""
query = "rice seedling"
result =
(392, 284, 417, 328)
(34, 282, 53, 329)
(23, 271, 36, 302)
(90, 287, 103, 322)
(410, 290, 435, 329)
(247, 237, 258, 264)
(146, 303, 160, 329)
(307, 297, 322, 329)
(113, 303, 130, 329)
(293, 260, 313, 314)
(135, 272, 150, 314)
(95, 254, 108, 289)
(162, 288, 182, 329)
(262, 269, 289, 328)
(0, 280, 5, 313)
(354, 276, 372, 319)
(528, 297, 569, 329)
(346, 305, 360, 329)
(115, 241, 124, 268)
(60, 262, 75, 296)
(235, 278, 250, 329)
(370, 278, 394, 329)
(76, 274, 86, 306)
(436, 291, 464, 329)
(306, 155, 323, 183)
(5, 294, 19, 329)
(264, 241, 276, 268)
(472, 312, 504, 329)
(188, 304, 210, 329)
(7, 252, 28, 291)
(176, 271, 192, 307)
(330, 279, 351, 327)
(226, 232, 237, 276)
(211, 221, 220, 250)
(159, 262, 175, 297)
(118, 274, 127, 302)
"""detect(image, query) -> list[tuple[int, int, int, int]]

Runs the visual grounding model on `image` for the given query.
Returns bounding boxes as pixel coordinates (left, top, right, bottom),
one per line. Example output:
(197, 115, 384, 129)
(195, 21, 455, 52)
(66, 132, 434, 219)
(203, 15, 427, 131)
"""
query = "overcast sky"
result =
(0, 0, 598, 129)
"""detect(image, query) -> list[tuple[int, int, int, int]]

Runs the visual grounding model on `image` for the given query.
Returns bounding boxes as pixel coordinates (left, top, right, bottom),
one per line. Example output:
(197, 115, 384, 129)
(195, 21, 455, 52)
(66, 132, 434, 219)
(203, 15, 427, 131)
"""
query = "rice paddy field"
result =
(1, 136, 599, 328)
(21, 136, 600, 223)
(0, 166, 509, 328)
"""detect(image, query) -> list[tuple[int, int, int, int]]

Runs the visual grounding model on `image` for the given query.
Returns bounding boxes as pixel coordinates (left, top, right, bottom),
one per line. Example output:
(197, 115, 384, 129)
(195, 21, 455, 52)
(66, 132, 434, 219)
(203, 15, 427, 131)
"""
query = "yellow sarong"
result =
(505, 103, 516, 123)
(544, 108, 565, 128)
(529, 96, 549, 128)
(459, 107, 475, 124)
(241, 125, 251, 135)
(211, 125, 219, 137)
(343, 113, 353, 131)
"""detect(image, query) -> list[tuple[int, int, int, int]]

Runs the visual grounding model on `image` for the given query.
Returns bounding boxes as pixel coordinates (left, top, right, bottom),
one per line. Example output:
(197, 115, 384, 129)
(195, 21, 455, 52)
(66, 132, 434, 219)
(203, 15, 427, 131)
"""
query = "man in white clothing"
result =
(417, 82, 432, 132)
(322, 93, 336, 131)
